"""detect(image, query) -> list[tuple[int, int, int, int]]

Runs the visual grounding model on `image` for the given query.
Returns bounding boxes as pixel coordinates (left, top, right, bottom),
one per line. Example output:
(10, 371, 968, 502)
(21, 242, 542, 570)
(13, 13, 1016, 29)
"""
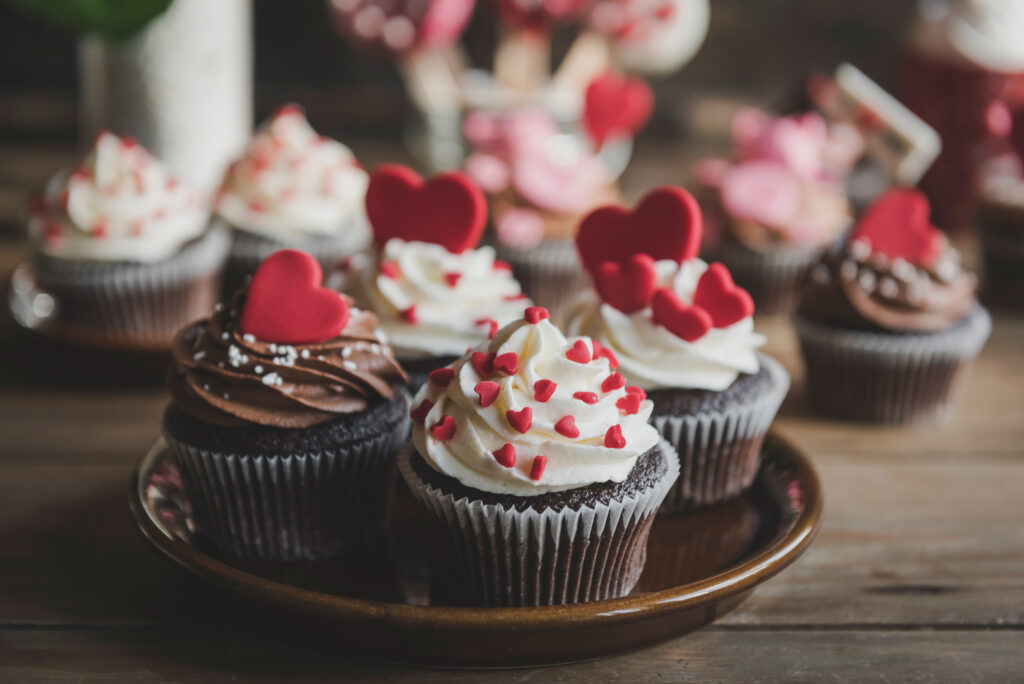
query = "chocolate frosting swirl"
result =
(798, 238, 978, 333)
(169, 291, 408, 428)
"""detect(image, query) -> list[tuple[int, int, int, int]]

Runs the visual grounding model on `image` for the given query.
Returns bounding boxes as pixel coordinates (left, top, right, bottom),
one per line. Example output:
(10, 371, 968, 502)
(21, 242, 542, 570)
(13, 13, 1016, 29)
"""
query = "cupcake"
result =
(977, 163, 1024, 307)
(795, 188, 992, 424)
(344, 164, 530, 390)
(463, 107, 619, 323)
(399, 306, 679, 606)
(26, 132, 229, 347)
(567, 186, 789, 512)
(214, 104, 370, 294)
(163, 249, 410, 561)
(696, 107, 862, 313)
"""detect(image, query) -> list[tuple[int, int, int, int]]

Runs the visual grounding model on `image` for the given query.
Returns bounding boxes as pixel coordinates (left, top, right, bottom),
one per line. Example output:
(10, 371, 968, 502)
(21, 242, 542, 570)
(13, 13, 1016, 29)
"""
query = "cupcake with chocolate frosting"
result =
(795, 188, 991, 424)
(399, 306, 680, 606)
(567, 186, 789, 512)
(343, 164, 530, 390)
(214, 105, 370, 294)
(163, 249, 410, 560)
(27, 132, 229, 347)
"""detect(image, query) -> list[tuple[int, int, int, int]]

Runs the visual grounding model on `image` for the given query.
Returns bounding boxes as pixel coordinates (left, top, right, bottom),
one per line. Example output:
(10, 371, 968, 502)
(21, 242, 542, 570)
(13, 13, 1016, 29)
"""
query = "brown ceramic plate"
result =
(129, 432, 821, 668)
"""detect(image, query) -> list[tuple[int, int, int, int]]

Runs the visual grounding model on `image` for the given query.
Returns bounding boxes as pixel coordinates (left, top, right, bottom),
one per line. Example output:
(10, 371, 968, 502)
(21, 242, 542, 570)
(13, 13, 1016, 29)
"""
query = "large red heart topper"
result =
(366, 164, 487, 254)
(583, 70, 654, 146)
(852, 188, 943, 266)
(239, 250, 350, 344)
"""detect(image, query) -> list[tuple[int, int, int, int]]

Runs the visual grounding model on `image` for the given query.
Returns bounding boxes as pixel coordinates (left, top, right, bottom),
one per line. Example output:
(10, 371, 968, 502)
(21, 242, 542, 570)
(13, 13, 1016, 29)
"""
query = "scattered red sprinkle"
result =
(444, 272, 462, 288)
(592, 340, 604, 358)
(504, 293, 528, 301)
(91, 220, 108, 238)
(604, 425, 626, 449)
(493, 443, 517, 468)
(379, 260, 399, 278)
(153, 208, 167, 220)
(248, 198, 266, 213)
(429, 367, 454, 387)
(616, 393, 641, 415)
(530, 455, 548, 481)
(401, 306, 418, 324)
(410, 399, 433, 423)
(471, 351, 495, 377)
(71, 168, 91, 183)
(573, 391, 599, 405)
(167, 178, 179, 190)
(120, 136, 139, 149)
(555, 416, 580, 439)
(280, 186, 298, 200)
(129, 220, 144, 236)
(506, 406, 533, 434)
(493, 259, 512, 272)
(524, 306, 550, 324)
(475, 318, 498, 339)
(533, 379, 556, 402)
(493, 352, 519, 375)
(598, 347, 620, 370)
(565, 339, 592, 364)
(430, 415, 456, 441)
(601, 372, 626, 393)
(654, 2, 675, 20)
(43, 222, 63, 245)
(625, 385, 647, 400)
(474, 380, 500, 407)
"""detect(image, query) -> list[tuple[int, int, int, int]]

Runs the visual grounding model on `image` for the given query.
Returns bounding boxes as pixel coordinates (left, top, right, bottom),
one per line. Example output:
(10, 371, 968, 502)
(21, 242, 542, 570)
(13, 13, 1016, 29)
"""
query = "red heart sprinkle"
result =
(493, 259, 512, 272)
(651, 287, 713, 342)
(566, 340, 592, 364)
(239, 250, 350, 345)
(429, 367, 454, 387)
(851, 188, 943, 266)
(525, 306, 550, 324)
(533, 379, 557, 402)
(430, 415, 456, 441)
(604, 425, 626, 449)
(493, 443, 516, 468)
(592, 339, 603, 357)
(475, 317, 499, 339)
(444, 271, 461, 287)
(506, 407, 533, 434)
(594, 254, 659, 313)
(598, 347, 619, 370)
(583, 70, 653, 145)
(601, 372, 626, 393)
(505, 293, 528, 301)
(410, 398, 433, 422)
(366, 165, 486, 254)
(626, 385, 647, 400)
(379, 260, 399, 279)
(401, 306, 418, 324)
(573, 391, 599, 404)
(616, 394, 641, 415)
(530, 455, 548, 481)
(493, 352, 519, 375)
(475, 380, 500, 407)
(471, 351, 495, 376)
(693, 263, 754, 328)
(555, 416, 580, 438)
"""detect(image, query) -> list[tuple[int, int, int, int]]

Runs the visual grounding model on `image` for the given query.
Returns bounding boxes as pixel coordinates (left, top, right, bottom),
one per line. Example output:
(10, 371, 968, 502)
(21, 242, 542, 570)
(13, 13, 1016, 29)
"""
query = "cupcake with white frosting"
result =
(399, 306, 680, 606)
(566, 186, 789, 512)
(214, 104, 370, 293)
(27, 131, 229, 346)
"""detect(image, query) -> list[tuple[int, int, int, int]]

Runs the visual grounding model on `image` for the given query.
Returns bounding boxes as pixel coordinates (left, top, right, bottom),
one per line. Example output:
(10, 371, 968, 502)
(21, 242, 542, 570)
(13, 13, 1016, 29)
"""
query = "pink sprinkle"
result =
(91, 220, 108, 238)
(533, 379, 556, 403)
(565, 340, 592, 364)
(601, 372, 626, 393)
(625, 386, 647, 400)
(493, 352, 519, 375)
(555, 416, 580, 438)
(475, 318, 498, 339)
(379, 260, 399, 278)
(429, 367, 454, 387)
(493, 259, 512, 272)
(410, 399, 433, 422)
(444, 272, 461, 288)
(430, 415, 456, 441)
(573, 391, 599, 405)
(524, 306, 550, 324)
(401, 306, 418, 324)
(493, 443, 516, 468)
(604, 425, 626, 449)
(530, 455, 548, 481)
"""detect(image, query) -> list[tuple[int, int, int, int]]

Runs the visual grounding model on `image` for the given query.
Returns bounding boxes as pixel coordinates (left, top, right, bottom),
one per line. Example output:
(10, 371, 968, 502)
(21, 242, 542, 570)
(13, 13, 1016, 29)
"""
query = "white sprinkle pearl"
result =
(850, 239, 871, 260)
(300, 349, 310, 359)
(840, 260, 858, 281)
(857, 270, 877, 292)
(342, 347, 353, 358)
(242, 333, 255, 343)
(343, 360, 357, 371)
(254, 365, 264, 374)
(879, 277, 899, 298)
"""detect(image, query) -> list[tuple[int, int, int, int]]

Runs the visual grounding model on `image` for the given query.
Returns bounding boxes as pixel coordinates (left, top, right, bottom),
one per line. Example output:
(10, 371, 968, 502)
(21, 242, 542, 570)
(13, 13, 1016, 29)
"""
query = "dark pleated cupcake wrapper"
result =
(794, 306, 991, 424)
(703, 241, 824, 315)
(493, 239, 590, 327)
(397, 440, 681, 607)
(651, 354, 789, 513)
(164, 409, 411, 562)
(30, 226, 230, 346)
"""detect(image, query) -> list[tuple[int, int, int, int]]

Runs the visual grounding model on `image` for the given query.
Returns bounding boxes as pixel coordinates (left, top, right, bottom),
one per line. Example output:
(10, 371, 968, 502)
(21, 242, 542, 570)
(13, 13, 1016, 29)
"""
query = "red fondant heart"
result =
(239, 250, 349, 344)
(616, 393, 641, 415)
(650, 287, 712, 342)
(366, 164, 487, 254)
(506, 407, 533, 434)
(852, 188, 943, 265)
(576, 186, 703, 275)
(693, 263, 754, 328)
(565, 339, 592, 364)
(594, 254, 658, 313)
(475, 380, 501, 407)
(583, 70, 653, 145)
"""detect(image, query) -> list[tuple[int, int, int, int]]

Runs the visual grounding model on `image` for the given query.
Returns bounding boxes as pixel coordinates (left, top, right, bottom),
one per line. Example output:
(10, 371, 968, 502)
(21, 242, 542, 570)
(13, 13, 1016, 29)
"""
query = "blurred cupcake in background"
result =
(26, 132, 229, 347)
(214, 104, 370, 294)
(696, 107, 863, 313)
(567, 186, 788, 512)
(343, 164, 530, 390)
(795, 188, 991, 424)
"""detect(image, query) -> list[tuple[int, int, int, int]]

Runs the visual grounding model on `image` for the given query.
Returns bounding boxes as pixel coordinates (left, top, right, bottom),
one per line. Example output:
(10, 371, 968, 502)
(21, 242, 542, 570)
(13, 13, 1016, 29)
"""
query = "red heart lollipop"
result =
(692, 263, 754, 328)
(852, 188, 943, 266)
(366, 164, 487, 254)
(583, 70, 654, 145)
(594, 253, 659, 313)
(576, 186, 703, 274)
(239, 250, 350, 344)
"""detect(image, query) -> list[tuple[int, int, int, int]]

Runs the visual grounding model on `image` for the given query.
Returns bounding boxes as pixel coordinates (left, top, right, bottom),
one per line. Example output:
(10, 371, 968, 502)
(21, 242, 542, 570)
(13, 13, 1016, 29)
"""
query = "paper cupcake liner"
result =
(703, 241, 824, 315)
(165, 400, 411, 562)
(30, 226, 230, 346)
(651, 354, 789, 513)
(979, 221, 1024, 308)
(794, 306, 992, 424)
(493, 239, 589, 327)
(397, 439, 680, 607)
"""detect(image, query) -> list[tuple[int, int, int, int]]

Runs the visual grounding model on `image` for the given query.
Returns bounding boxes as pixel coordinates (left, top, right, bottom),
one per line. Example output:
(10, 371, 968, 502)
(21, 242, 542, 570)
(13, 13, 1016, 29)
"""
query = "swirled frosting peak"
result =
(28, 132, 207, 262)
(170, 289, 408, 428)
(215, 105, 370, 245)
(410, 309, 661, 496)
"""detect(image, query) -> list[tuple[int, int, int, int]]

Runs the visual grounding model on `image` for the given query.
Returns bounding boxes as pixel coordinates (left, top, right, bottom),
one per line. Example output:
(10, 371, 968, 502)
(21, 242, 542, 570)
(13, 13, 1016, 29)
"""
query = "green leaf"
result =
(6, 0, 175, 41)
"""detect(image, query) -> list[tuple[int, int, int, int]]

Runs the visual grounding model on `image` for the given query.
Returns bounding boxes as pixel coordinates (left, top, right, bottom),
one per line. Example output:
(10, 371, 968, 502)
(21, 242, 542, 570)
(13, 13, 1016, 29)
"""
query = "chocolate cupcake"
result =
(26, 132, 229, 347)
(567, 186, 789, 512)
(795, 188, 991, 424)
(163, 250, 410, 561)
(976, 149, 1024, 308)
(213, 105, 371, 294)
(343, 164, 530, 390)
(399, 307, 679, 607)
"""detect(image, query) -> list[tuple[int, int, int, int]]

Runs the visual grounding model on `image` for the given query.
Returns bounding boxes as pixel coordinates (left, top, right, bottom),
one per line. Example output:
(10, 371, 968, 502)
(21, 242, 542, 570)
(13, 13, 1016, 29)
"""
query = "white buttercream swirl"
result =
(914, 0, 1024, 72)
(566, 258, 765, 392)
(350, 239, 530, 357)
(412, 315, 660, 495)
(28, 132, 207, 263)
(215, 106, 370, 247)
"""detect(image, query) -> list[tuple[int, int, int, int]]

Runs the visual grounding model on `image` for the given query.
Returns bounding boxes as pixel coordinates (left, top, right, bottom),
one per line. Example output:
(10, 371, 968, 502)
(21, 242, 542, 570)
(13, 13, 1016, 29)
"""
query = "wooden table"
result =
(1, 143, 1023, 682)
